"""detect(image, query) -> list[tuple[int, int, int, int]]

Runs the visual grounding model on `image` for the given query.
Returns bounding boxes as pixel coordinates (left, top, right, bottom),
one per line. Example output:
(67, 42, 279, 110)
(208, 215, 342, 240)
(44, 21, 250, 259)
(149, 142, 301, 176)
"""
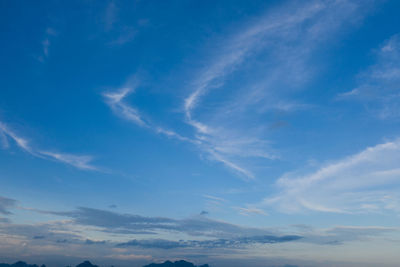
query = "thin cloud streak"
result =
(102, 86, 195, 144)
(0, 122, 35, 155)
(39, 151, 98, 171)
(103, 87, 147, 127)
(0, 121, 98, 171)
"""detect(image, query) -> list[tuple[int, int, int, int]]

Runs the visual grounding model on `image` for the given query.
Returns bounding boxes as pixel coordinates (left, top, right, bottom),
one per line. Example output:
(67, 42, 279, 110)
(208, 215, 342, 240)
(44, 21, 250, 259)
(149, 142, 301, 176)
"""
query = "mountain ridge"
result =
(0, 260, 209, 267)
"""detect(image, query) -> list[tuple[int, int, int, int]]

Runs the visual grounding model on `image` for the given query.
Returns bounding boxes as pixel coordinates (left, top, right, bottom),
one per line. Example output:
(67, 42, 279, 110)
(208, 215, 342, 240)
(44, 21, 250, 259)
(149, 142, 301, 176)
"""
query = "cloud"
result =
(300, 225, 397, 245)
(0, 121, 98, 171)
(0, 221, 83, 244)
(265, 138, 400, 214)
(117, 235, 302, 249)
(103, 1, 139, 46)
(199, 211, 209, 216)
(37, 206, 286, 240)
(0, 196, 16, 215)
(102, 1, 375, 179)
(180, 0, 373, 179)
(338, 34, 400, 118)
(235, 207, 267, 216)
(103, 87, 147, 127)
(102, 84, 195, 143)
(39, 151, 98, 171)
(102, 82, 265, 179)
(36, 27, 58, 62)
(0, 122, 34, 154)
(1, 198, 398, 262)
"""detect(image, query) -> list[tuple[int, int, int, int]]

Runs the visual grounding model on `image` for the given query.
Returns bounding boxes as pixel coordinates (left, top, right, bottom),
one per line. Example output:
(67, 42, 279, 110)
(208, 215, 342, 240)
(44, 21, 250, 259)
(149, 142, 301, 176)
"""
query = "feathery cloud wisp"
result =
(0, 122, 34, 154)
(0, 121, 98, 171)
(265, 138, 400, 214)
(338, 34, 400, 118)
(181, 0, 373, 179)
(103, 87, 147, 127)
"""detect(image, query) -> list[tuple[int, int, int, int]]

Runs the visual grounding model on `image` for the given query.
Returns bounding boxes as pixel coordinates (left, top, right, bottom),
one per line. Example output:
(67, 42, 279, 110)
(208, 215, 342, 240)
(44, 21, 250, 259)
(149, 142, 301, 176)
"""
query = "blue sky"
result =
(1, 0, 400, 266)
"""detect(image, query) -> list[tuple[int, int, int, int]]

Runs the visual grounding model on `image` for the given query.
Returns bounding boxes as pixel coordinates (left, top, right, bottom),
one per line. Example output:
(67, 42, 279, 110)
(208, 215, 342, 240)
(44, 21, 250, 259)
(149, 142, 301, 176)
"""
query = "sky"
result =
(1, 0, 400, 266)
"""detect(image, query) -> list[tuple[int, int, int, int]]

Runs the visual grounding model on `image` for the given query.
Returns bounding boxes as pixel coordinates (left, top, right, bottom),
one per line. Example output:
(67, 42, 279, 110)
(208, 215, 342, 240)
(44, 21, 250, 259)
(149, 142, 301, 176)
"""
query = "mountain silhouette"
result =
(0, 260, 209, 267)
(0, 262, 45, 267)
(143, 260, 209, 267)
(76, 262, 98, 267)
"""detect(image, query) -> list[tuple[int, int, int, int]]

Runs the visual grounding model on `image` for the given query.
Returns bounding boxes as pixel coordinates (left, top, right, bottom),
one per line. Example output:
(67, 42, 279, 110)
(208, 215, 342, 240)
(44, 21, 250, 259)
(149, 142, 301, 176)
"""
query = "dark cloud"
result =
(117, 235, 302, 249)
(0, 222, 82, 244)
(42, 207, 279, 239)
(0, 196, 17, 215)
(85, 239, 106, 245)
(118, 239, 184, 249)
(47, 207, 176, 232)
(9, 205, 396, 254)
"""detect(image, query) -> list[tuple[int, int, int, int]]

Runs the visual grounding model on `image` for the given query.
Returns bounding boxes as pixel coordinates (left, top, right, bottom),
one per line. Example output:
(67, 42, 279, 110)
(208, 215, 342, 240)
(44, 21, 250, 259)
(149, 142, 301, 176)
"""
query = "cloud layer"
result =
(265, 139, 400, 214)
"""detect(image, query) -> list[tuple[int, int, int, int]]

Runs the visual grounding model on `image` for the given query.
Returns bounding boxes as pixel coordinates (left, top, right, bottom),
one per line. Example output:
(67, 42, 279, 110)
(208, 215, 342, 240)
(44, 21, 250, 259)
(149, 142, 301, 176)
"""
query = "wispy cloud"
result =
(235, 206, 267, 216)
(0, 122, 34, 154)
(39, 151, 98, 171)
(202, 194, 227, 211)
(264, 138, 400, 214)
(103, 84, 193, 144)
(36, 27, 58, 62)
(338, 34, 400, 118)
(103, 86, 147, 127)
(103, 1, 138, 46)
(180, 0, 373, 179)
(0, 121, 98, 171)
(102, 1, 375, 179)
(102, 82, 261, 179)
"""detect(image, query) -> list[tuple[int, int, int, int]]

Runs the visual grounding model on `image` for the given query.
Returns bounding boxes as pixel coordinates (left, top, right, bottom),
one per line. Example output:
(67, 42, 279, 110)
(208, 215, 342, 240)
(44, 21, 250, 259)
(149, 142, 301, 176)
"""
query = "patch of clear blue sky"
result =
(1, 0, 400, 265)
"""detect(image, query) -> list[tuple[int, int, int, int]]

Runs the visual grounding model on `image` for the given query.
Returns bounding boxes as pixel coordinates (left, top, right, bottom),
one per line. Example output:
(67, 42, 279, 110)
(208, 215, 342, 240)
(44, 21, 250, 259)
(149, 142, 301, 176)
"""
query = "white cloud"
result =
(103, 85, 196, 146)
(181, 0, 373, 179)
(0, 122, 34, 154)
(338, 34, 400, 118)
(235, 206, 267, 216)
(39, 151, 98, 171)
(103, 1, 375, 180)
(264, 138, 400, 214)
(103, 87, 147, 127)
(207, 150, 255, 179)
(0, 121, 98, 171)
(36, 27, 58, 62)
